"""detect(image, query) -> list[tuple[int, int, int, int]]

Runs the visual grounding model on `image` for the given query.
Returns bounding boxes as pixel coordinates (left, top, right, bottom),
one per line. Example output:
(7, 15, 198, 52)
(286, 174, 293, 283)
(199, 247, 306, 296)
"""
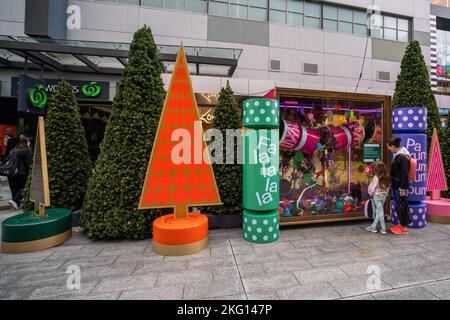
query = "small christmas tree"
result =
(205, 81, 242, 215)
(442, 124, 450, 199)
(392, 40, 442, 148)
(139, 44, 221, 217)
(81, 26, 166, 239)
(22, 80, 91, 212)
(426, 128, 448, 200)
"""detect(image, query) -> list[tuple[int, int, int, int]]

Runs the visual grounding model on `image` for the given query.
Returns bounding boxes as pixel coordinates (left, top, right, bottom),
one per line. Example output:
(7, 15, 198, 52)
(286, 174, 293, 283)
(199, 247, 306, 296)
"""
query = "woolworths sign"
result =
(12, 76, 110, 104)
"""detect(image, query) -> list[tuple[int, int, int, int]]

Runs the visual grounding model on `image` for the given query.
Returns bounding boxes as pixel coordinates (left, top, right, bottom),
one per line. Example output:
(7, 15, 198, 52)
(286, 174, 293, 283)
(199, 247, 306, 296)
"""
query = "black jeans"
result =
(391, 188, 410, 227)
(9, 174, 27, 207)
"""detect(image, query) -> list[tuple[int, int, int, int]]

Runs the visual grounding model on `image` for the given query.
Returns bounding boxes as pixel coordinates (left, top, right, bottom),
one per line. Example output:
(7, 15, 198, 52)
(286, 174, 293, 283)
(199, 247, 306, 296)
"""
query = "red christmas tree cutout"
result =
(426, 128, 448, 195)
(139, 43, 221, 218)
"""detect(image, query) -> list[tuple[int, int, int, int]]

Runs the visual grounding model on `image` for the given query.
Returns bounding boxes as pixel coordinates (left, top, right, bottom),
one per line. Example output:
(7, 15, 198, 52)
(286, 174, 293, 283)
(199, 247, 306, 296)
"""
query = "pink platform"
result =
(425, 196, 450, 224)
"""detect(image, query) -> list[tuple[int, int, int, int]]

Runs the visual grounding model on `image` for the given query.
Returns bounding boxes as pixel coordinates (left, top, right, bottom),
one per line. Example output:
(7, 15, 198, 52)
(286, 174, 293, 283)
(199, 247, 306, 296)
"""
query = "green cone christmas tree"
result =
(80, 26, 165, 239)
(392, 40, 442, 148)
(205, 81, 242, 215)
(22, 80, 91, 212)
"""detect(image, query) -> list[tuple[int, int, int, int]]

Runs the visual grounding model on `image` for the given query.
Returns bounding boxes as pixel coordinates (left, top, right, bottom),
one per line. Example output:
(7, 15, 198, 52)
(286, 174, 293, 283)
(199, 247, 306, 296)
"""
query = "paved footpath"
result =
(1, 206, 450, 300)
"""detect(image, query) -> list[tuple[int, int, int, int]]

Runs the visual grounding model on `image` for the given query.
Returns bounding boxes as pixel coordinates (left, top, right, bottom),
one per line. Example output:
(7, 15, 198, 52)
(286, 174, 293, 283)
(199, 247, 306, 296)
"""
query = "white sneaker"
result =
(364, 226, 378, 233)
(8, 200, 18, 210)
(380, 229, 388, 235)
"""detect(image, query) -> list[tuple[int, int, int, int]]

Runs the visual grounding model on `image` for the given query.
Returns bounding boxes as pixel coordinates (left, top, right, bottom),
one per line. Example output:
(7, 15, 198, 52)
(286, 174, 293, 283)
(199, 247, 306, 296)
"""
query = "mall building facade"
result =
(0, 0, 449, 157)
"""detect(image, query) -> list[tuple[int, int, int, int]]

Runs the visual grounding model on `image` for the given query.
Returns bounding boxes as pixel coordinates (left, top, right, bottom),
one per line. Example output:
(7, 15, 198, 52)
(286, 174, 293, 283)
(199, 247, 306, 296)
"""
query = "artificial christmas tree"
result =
(205, 81, 242, 216)
(426, 128, 448, 200)
(22, 80, 91, 212)
(139, 43, 221, 255)
(81, 26, 165, 239)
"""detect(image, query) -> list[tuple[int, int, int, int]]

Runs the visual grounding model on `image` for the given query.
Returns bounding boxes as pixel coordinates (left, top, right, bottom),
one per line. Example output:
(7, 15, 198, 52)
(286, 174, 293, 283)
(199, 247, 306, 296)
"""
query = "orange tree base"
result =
(152, 213, 208, 256)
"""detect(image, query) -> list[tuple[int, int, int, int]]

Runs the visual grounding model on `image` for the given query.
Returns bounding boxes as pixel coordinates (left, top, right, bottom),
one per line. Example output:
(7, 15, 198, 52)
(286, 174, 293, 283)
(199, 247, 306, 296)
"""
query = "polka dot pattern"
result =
(392, 107, 427, 132)
(391, 200, 427, 229)
(242, 99, 279, 129)
(242, 209, 280, 243)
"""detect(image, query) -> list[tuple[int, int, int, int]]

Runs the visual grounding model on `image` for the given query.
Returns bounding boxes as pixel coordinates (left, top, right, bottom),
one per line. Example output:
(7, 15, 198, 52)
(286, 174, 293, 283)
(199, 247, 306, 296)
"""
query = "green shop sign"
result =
(12, 76, 110, 106)
(363, 143, 381, 164)
(27, 84, 47, 109)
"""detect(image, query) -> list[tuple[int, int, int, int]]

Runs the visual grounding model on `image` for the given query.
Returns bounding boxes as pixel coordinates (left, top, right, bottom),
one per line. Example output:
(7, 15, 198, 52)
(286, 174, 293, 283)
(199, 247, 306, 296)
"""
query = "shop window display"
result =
(277, 96, 384, 222)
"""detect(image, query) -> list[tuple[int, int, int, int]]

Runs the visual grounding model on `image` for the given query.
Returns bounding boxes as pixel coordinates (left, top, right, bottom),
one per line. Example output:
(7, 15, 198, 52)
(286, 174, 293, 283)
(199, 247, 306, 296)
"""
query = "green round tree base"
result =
(243, 209, 280, 243)
(2, 208, 72, 253)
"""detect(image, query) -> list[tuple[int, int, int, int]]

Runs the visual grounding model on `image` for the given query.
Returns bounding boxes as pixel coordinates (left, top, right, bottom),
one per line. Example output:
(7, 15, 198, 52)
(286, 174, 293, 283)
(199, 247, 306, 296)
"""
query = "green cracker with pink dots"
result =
(242, 209, 280, 243)
(243, 98, 279, 129)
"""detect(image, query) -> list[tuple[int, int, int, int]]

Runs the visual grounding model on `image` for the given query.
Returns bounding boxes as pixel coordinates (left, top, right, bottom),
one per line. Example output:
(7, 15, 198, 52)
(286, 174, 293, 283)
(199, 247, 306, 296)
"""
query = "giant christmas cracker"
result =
(391, 107, 427, 228)
(242, 98, 280, 243)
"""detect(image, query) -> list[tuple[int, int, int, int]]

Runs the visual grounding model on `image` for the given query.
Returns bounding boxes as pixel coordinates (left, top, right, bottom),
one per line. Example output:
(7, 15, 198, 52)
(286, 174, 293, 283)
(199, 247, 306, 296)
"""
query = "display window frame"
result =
(275, 87, 392, 226)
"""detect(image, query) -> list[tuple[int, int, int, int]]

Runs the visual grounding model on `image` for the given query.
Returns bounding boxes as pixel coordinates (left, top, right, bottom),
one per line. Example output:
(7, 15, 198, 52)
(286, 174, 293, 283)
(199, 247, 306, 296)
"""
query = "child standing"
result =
(365, 161, 390, 234)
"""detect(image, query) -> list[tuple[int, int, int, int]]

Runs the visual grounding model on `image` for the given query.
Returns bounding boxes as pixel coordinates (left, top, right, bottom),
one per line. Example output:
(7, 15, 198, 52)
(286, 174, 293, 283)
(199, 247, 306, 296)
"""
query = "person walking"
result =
(7, 136, 32, 210)
(364, 161, 390, 234)
(3, 128, 17, 162)
(386, 137, 411, 235)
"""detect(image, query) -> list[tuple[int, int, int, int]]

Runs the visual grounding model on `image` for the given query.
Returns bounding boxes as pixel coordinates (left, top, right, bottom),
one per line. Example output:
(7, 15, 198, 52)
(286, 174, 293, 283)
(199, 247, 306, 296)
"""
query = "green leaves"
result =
(203, 81, 243, 216)
(80, 26, 166, 240)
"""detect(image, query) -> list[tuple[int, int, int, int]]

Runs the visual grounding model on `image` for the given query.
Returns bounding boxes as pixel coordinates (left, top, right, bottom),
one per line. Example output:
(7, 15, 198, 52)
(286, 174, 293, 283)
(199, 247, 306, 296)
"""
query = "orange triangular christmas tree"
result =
(139, 43, 221, 219)
(426, 128, 448, 199)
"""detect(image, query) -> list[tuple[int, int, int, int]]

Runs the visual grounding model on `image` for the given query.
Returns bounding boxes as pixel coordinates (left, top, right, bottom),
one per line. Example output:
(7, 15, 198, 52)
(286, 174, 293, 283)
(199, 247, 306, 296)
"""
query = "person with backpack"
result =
(6, 136, 32, 210)
(387, 137, 412, 235)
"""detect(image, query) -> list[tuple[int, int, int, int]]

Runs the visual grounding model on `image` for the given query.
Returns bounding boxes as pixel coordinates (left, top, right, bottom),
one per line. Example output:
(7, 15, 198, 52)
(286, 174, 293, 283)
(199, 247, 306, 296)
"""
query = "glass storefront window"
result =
(270, 9, 286, 23)
(142, 0, 164, 8)
(305, 17, 320, 29)
(323, 19, 337, 31)
(188, 0, 207, 13)
(230, 3, 248, 19)
(354, 10, 367, 25)
(210, 0, 228, 16)
(288, 0, 303, 13)
(278, 95, 384, 222)
(354, 24, 368, 36)
(323, 5, 337, 20)
(384, 28, 397, 41)
(165, 0, 186, 10)
(270, 0, 286, 11)
(339, 7, 352, 22)
(339, 21, 352, 33)
(288, 12, 303, 26)
(305, 1, 321, 18)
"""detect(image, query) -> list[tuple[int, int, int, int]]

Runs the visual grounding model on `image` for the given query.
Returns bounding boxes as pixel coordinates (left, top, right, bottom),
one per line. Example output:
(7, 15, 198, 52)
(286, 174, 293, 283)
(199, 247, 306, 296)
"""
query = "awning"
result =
(0, 35, 241, 77)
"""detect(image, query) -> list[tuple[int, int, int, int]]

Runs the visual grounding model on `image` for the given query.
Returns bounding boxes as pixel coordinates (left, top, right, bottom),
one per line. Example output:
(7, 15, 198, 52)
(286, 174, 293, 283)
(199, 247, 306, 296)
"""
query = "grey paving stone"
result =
(329, 275, 392, 297)
(252, 242, 296, 254)
(230, 244, 255, 255)
(46, 244, 101, 258)
(293, 266, 349, 285)
(355, 239, 394, 249)
(338, 261, 392, 278)
(325, 235, 367, 244)
(114, 253, 164, 265)
(421, 279, 450, 299)
(77, 263, 137, 282)
(381, 269, 436, 288)
(318, 243, 361, 254)
(13, 271, 68, 288)
(59, 255, 118, 270)
(183, 278, 244, 299)
(380, 245, 428, 257)
(187, 255, 236, 269)
(419, 249, 450, 264)
(340, 294, 375, 300)
(246, 289, 279, 300)
(422, 262, 450, 280)
(419, 240, 450, 251)
(157, 269, 213, 285)
(212, 266, 240, 281)
(241, 273, 299, 293)
(234, 252, 280, 265)
(263, 258, 313, 273)
(97, 242, 148, 256)
(0, 259, 65, 275)
(52, 292, 121, 300)
(289, 238, 331, 248)
(236, 263, 266, 278)
(277, 282, 341, 300)
(93, 274, 158, 293)
(211, 245, 233, 257)
(278, 247, 321, 259)
(380, 255, 430, 271)
(134, 261, 188, 274)
(0, 287, 33, 300)
(372, 286, 439, 300)
(164, 248, 212, 262)
(0, 251, 54, 265)
(418, 231, 450, 242)
(306, 252, 355, 267)
(351, 248, 391, 261)
(208, 293, 247, 300)
(119, 285, 183, 300)
(25, 281, 98, 300)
